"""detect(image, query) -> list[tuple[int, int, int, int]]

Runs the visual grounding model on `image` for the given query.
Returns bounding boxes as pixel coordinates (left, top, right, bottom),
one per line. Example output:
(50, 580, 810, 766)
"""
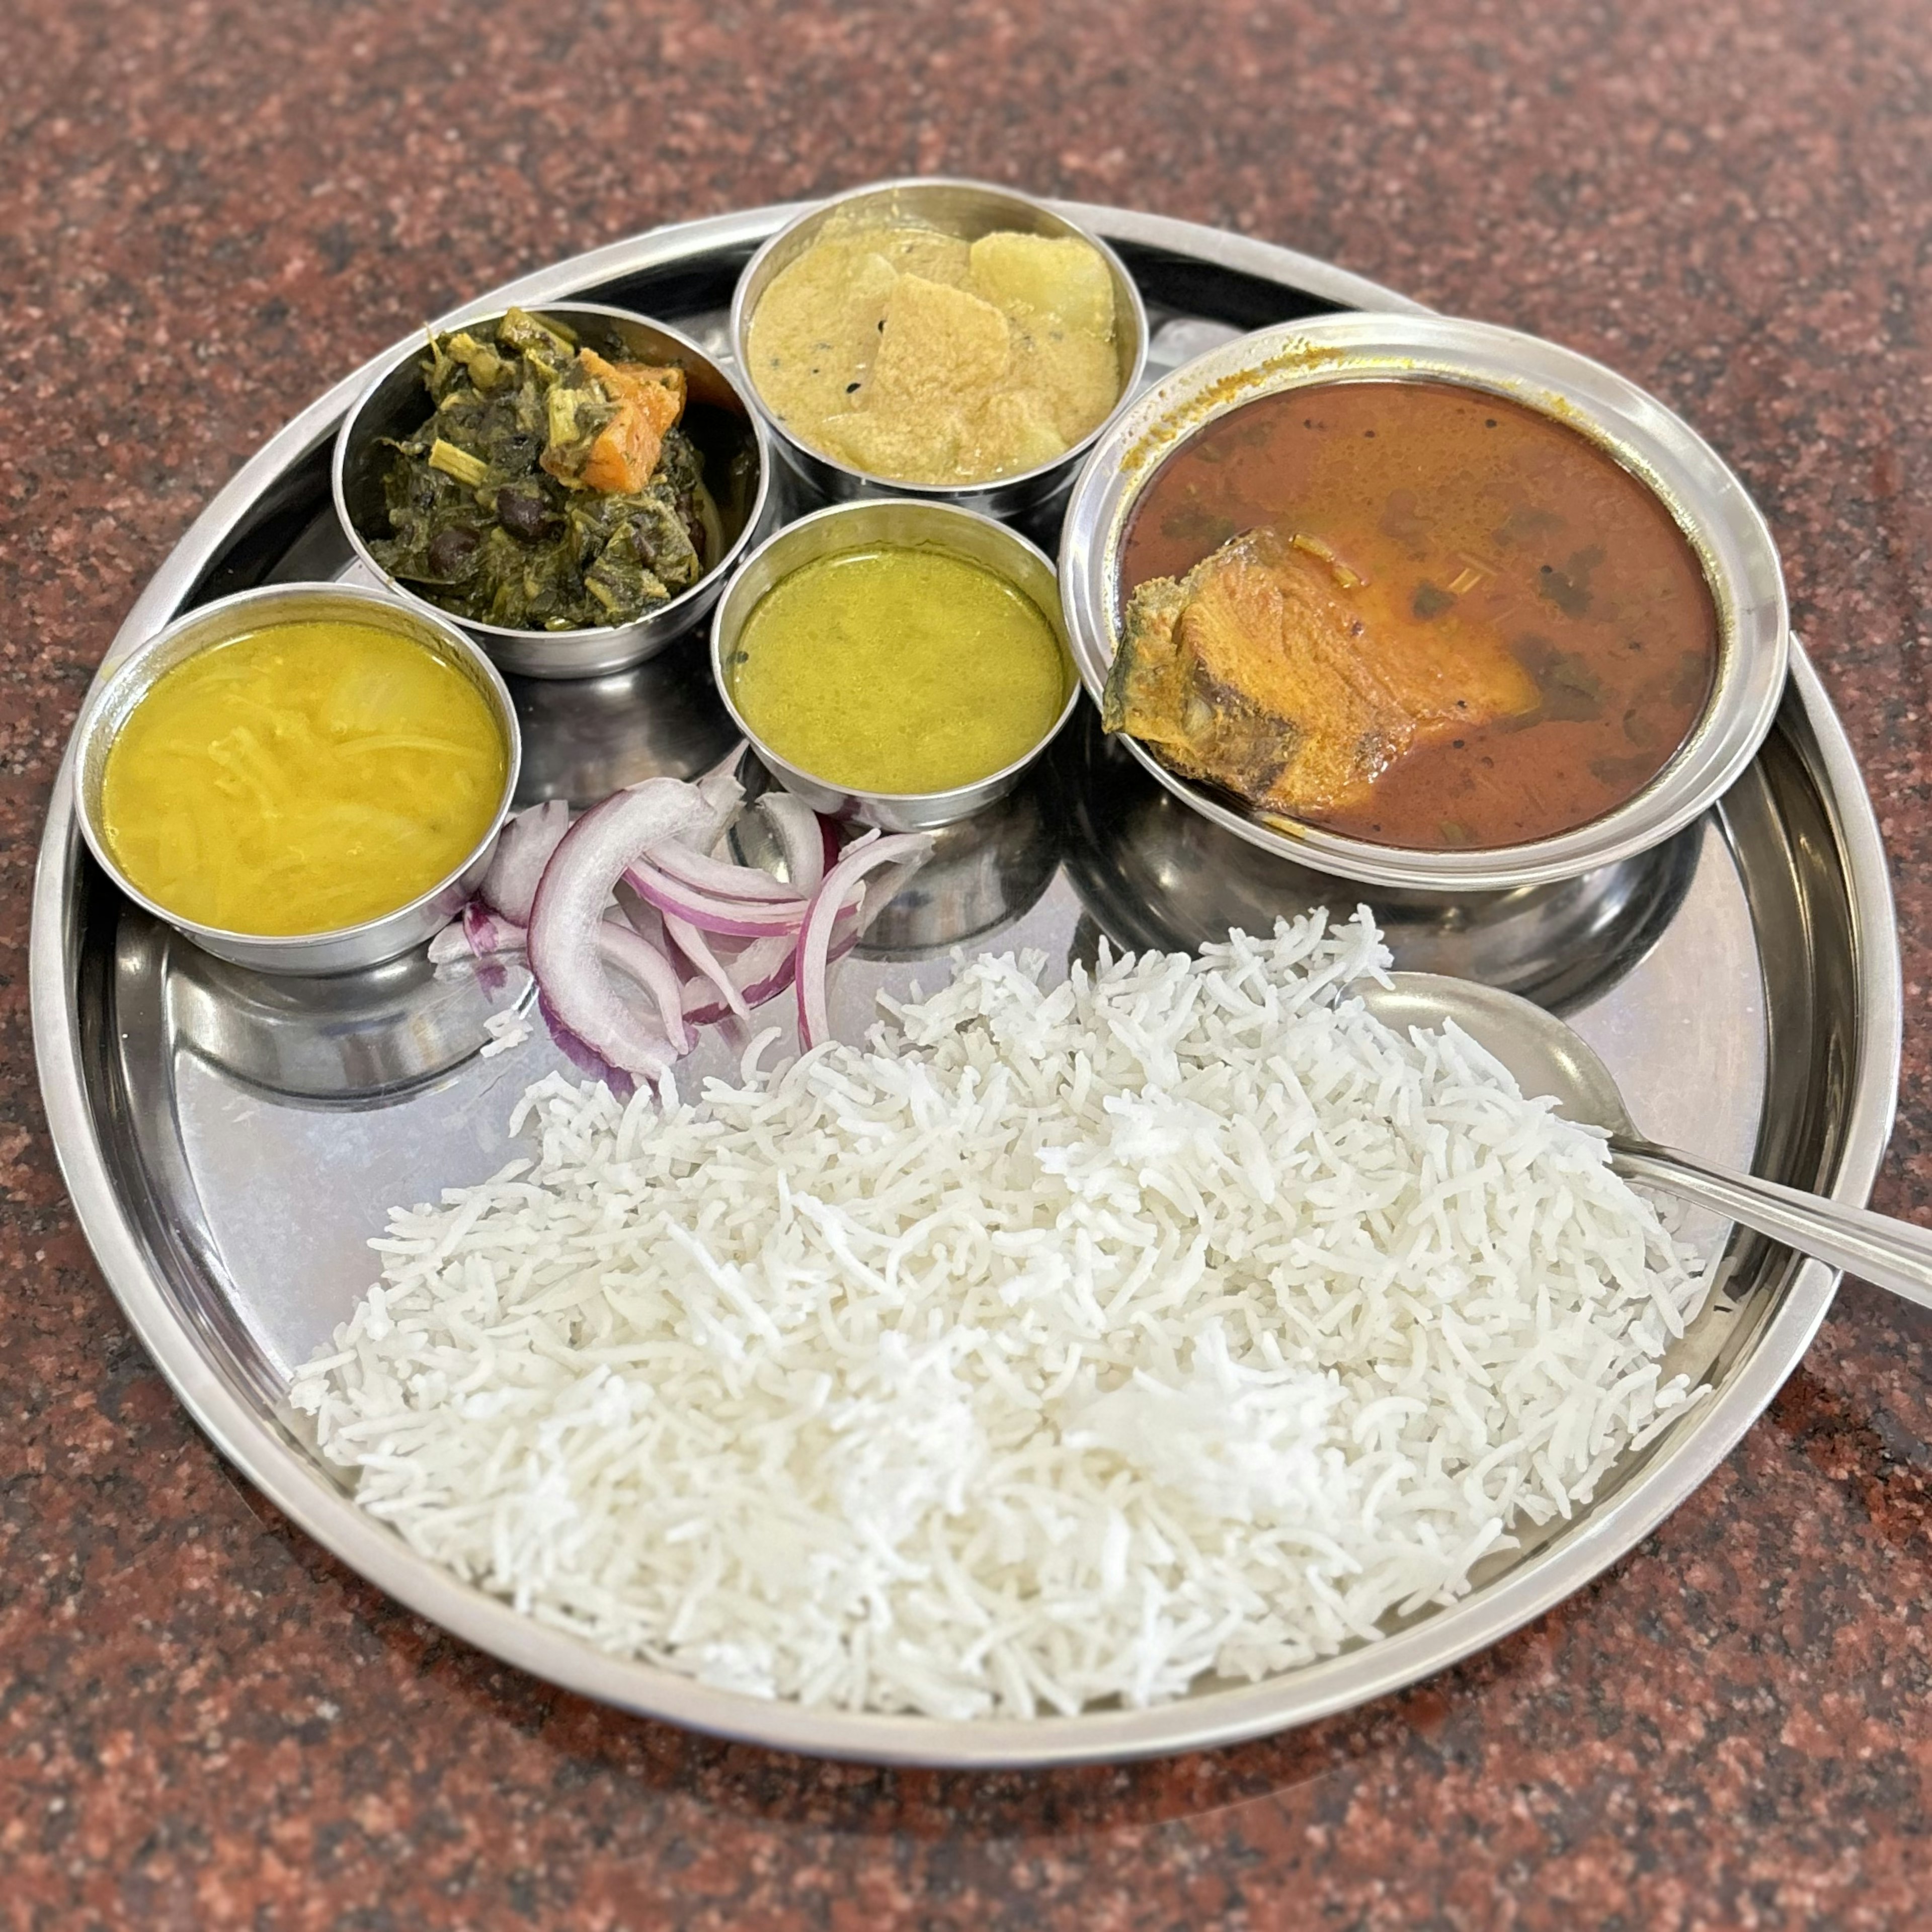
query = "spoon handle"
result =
(1613, 1140, 1932, 1311)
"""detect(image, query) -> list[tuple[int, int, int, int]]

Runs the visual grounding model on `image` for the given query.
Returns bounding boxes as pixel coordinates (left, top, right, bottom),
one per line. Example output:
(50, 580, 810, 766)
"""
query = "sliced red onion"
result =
(795, 832, 933, 1050)
(527, 778, 709, 1078)
(645, 839, 807, 904)
(473, 903, 525, 1001)
(538, 992, 638, 1100)
(428, 919, 475, 966)
(664, 911, 750, 1022)
(756, 791, 828, 897)
(623, 858, 812, 937)
(698, 739, 749, 796)
(681, 984, 731, 1026)
(428, 902, 527, 963)
(734, 933, 808, 1011)
(692, 747, 746, 847)
(481, 798, 569, 924)
(860, 855, 933, 931)
(467, 901, 529, 957)
(677, 934, 788, 1026)
(678, 903, 873, 1027)
(596, 918, 693, 1055)
(613, 879, 667, 952)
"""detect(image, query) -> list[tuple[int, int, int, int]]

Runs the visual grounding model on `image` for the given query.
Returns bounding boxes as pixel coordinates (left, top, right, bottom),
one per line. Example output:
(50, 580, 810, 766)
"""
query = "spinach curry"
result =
(371, 308, 725, 632)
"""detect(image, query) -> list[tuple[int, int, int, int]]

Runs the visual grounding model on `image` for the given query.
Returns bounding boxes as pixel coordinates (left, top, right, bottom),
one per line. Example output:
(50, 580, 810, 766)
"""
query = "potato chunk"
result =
(865, 274, 1012, 417)
(961, 390, 1067, 476)
(1011, 323, 1122, 443)
(970, 231, 1116, 336)
(818, 407, 965, 481)
(871, 227, 972, 287)
(745, 244, 899, 431)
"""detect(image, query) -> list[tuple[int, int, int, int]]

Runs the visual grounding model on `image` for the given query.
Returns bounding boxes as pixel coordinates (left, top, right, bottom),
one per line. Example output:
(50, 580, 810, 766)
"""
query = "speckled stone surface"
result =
(8, 1, 1932, 1924)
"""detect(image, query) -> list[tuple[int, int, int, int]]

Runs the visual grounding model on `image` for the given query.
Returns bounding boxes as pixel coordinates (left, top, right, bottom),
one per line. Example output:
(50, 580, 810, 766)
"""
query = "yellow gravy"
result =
(101, 619, 507, 935)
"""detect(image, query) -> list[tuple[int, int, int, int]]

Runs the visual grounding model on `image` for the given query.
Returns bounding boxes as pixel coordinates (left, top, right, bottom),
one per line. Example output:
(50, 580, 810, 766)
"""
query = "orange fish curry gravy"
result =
(1112, 380, 1720, 850)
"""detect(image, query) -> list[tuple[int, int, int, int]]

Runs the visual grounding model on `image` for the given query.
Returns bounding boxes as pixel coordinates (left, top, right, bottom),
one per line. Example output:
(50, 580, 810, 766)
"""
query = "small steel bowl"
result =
(73, 583, 521, 976)
(333, 303, 773, 681)
(730, 177, 1149, 521)
(1058, 311, 1791, 893)
(710, 499, 1080, 832)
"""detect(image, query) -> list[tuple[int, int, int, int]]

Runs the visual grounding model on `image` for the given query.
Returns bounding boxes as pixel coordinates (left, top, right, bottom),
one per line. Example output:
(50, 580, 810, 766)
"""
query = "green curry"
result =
(727, 544, 1069, 794)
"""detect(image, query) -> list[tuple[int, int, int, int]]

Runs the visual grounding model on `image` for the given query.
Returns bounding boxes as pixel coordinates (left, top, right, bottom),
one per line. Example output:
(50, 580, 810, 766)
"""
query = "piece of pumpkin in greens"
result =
(542, 352, 687, 495)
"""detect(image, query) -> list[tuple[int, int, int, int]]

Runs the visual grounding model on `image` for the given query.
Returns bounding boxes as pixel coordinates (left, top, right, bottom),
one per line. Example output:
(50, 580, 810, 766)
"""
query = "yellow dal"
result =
(101, 619, 507, 936)
(728, 546, 1067, 794)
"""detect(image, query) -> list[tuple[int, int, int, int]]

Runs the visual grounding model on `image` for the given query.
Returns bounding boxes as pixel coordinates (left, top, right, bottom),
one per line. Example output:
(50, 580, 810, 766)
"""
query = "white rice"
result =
(290, 909, 1709, 1719)
(479, 1006, 533, 1058)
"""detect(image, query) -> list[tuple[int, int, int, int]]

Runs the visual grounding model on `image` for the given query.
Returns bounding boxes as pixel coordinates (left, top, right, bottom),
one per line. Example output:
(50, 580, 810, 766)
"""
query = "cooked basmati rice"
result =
(290, 909, 1708, 1718)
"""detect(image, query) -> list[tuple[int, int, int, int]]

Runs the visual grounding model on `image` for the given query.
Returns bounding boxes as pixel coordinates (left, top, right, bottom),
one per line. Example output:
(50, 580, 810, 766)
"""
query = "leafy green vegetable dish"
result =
(371, 308, 727, 632)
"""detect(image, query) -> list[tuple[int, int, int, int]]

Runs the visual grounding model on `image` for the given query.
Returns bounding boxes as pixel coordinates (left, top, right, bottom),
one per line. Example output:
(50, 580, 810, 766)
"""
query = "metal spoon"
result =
(1355, 970, 1932, 1311)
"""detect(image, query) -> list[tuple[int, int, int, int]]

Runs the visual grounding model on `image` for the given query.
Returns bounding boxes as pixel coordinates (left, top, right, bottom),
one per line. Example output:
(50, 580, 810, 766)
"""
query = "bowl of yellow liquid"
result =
(711, 500, 1078, 830)
(74, 583, 520, 974)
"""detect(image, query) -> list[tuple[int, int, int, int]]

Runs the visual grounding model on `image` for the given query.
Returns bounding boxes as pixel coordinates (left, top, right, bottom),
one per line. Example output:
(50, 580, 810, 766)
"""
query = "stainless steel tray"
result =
(29, 202, 1902, 1767)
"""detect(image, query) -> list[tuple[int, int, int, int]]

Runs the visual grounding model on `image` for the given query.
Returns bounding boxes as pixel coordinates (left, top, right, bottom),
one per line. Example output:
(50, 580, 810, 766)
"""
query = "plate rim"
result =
(28, 199, 1903, 1767)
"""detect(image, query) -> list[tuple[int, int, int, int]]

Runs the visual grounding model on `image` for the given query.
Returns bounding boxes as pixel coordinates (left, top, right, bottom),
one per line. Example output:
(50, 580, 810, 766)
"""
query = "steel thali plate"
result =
(29, 201, 1902, 1766)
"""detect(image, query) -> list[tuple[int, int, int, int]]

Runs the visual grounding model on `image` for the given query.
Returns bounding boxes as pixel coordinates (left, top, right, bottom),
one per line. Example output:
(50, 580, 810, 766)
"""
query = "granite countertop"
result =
(8, 1, 1932, 1923)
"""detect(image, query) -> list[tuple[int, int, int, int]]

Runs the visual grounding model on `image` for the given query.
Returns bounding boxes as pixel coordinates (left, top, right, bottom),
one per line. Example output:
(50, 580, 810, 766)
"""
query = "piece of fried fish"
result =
(1102, 528, 1538, 820)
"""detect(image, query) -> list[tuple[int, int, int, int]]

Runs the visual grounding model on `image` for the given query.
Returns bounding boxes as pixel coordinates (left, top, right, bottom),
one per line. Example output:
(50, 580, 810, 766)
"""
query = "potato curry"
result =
(747, 216, 1123, 487)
